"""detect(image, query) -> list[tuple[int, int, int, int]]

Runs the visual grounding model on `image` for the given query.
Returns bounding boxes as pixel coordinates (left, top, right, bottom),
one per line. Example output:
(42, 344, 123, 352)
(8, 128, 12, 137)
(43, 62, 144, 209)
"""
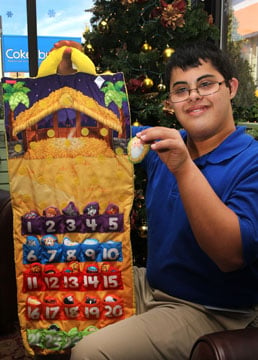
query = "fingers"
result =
(136, 127, 184, 154)
(53, 40, 83, 51)
(62, 47, 73, 61)
(136, 127, 178, 144)
(49, 40, 83, 54)
(56, 48, 76, 75)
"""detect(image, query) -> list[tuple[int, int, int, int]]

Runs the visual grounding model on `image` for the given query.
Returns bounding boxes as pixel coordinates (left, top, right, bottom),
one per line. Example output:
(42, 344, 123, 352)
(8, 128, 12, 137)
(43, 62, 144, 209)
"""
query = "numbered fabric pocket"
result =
(62, 237, 82, 263)
(62, 215, 82, 233)
(102, 295, 124, 320)
(101, 213, 124, 232)
(42, 215, 64, 234)
(22, 211, 43, 235)
(26, 296, 42, 320)
(23, 236, 41, 264)
(100, 264, 123, 290)
(99, 240, 123, 262)
(62, 294, 81, 320)
(80, 238, 100, 262)
(62, 267, 82, 291)
(23, 263, 43, 292)
(82, 264, 101, 290)
(42, 296, 61, 321)
(83, 296, 102, 320)
(42, 265, 62, 291)
(40, 235, 63, 264)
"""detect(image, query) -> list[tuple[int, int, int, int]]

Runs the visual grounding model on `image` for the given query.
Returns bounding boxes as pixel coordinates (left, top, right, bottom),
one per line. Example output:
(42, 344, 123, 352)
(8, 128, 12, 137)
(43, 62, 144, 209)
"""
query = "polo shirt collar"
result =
(182, 126, 253, 166)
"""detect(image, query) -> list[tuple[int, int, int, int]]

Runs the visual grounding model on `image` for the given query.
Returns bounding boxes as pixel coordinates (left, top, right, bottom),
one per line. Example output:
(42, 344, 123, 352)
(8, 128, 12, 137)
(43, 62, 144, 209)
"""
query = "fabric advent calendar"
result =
(2, 47, 135, 356)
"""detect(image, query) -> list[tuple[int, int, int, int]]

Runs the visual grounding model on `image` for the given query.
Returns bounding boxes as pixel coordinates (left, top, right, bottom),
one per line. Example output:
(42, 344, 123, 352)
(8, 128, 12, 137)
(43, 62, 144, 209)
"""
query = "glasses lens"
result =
(170, 88, 189, 102)
(198, 81, 219, 96)
(170, 81, 222, 103)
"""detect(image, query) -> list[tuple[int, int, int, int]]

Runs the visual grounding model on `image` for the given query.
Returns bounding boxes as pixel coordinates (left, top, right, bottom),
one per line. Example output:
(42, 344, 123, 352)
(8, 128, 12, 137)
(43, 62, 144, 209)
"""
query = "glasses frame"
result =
(169, 80, 226, 103)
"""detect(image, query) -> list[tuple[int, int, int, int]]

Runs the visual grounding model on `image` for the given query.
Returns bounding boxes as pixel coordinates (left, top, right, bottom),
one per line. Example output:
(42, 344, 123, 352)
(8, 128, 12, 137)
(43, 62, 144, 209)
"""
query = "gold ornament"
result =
(141, 41, 152, 52)
(103, 69, 113, 75)
(98, 19, 109, 33)
(162, 46, 175, 61)
(83, 26, 90, 36)
(138, 223, 148, 238)
(157, 83, 166, 92)
(132, 120, 142, 126)
(84, 43, 94, 54)
(163, 99, 175, 115)
(142, 77, 154, 89)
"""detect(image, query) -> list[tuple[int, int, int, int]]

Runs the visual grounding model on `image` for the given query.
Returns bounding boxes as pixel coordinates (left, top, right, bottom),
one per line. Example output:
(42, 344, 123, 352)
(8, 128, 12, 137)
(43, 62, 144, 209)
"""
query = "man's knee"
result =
(70, 334, 102, 360)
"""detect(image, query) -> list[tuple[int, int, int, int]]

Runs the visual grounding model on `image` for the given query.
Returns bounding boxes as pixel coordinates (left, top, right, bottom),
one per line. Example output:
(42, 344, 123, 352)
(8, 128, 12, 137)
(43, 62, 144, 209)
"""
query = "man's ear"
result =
(229, 77, 239, 100)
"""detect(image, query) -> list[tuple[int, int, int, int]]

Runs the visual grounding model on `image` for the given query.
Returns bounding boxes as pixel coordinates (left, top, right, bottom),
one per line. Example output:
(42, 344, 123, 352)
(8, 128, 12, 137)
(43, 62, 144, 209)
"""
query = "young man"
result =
(58, 41, 258, 359)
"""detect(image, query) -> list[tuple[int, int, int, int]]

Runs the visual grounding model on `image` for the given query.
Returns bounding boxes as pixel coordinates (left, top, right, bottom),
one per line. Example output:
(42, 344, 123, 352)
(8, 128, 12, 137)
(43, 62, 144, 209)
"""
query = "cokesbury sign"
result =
(2, 35, 81, 73)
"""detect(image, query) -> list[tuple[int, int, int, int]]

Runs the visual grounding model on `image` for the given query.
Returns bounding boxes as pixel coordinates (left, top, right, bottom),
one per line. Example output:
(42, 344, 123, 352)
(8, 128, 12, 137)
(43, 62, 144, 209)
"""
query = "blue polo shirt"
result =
(132, 126, 258, 308)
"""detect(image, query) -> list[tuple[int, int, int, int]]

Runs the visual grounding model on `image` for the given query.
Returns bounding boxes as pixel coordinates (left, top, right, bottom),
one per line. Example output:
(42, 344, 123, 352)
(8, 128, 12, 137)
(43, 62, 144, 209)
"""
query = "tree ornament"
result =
(83, 26, 90, 36)
(142, 77, 154, 89)
(95, 65, 101, 73)
(138, 223, 148, 238)
(157, 82, 166, 92)
(163, 99, 175, 115)
(162, 46, 175, 61)
(141, 41, 152, 52)
(121, 0, 137, 5)
(98, 19, 109, 33)
(160, 0, 186, 30)
(127, 76, 145, 93)
(84, 42, 94, 54)
(132, 120, 142, 126)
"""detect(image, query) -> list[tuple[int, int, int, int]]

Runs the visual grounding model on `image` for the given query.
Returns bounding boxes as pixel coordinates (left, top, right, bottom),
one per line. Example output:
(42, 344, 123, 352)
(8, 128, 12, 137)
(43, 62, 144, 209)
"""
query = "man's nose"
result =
(188, 88, 201, 100)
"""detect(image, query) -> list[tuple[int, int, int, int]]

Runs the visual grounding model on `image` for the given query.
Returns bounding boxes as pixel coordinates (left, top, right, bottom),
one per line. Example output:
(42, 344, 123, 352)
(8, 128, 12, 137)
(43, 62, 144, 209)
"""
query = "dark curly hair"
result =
(165, 41, 236, 90)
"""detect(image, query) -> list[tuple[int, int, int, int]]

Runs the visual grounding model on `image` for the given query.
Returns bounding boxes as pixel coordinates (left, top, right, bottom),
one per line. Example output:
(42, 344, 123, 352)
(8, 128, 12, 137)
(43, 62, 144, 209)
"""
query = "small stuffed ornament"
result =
(128, 136, 150, 163)
(2, 45, 135, 357)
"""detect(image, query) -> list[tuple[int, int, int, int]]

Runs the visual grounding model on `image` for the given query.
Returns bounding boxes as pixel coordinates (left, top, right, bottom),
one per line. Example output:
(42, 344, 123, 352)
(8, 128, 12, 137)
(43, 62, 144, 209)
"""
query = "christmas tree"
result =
(82, 0, 220, 265)
(83, 0, 219, 128)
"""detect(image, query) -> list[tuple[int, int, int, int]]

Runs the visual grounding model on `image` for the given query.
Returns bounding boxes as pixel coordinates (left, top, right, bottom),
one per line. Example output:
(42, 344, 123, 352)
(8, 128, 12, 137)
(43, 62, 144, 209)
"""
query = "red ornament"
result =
(127, 75, 145, 93)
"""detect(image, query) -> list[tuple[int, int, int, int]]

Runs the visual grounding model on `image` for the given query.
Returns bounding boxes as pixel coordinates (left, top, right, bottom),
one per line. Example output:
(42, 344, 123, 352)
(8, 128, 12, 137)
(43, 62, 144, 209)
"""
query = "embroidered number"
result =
(44, 306, 60, 320)
(65, 249, 77, 262)
(85, 218, 98, 232)
(43, 276, 60, 290)
(108, 217, 119, 231)
(47, 249, 57, 263)
(104, 304, 123, 318)
(26, 276, 40, 290)
(25, 221, 33, 233)
(65, 219, 77, 232)
(45, 220, 56, 233)
(84, 306, 100, 319)
(26, 250, 38, 262)
(102, 247, 120, 261)
(63, 275, 80, 289)
(64, 306, 79, 318)
(102, 274, 119, 289)
(83, 275, 100, 289)
(84, 248, 96, 260)
(27, 306, 41, 320)
(44, 333, 64, 348)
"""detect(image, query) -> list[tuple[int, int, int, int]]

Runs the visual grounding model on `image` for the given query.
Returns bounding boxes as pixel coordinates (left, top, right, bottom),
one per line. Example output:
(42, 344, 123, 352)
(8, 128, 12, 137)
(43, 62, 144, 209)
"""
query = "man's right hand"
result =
(51, 40, 83, 75)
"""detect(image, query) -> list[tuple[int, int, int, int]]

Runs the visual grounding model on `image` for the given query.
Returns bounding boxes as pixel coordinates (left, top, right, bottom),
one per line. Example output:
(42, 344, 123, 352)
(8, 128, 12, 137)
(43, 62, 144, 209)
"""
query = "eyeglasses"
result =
(169, 80, 226, 103)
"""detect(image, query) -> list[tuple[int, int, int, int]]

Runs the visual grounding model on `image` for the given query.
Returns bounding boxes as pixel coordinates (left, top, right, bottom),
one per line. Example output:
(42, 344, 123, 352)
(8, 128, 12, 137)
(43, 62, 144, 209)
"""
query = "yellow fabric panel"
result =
(3, 68, 135, 356)
(8, 155, 135, 355)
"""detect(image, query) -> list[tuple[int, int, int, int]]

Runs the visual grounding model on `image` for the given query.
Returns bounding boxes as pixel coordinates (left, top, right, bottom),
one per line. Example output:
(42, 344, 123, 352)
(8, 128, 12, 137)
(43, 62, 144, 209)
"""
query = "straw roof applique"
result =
(13, 86, 123, 136)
